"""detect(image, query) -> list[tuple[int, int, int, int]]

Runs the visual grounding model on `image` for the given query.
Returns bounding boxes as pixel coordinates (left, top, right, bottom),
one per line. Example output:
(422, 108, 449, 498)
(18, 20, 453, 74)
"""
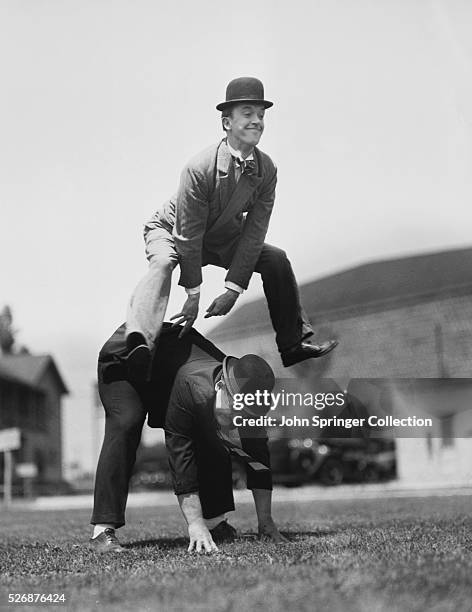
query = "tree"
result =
(0, 305, 15, 354)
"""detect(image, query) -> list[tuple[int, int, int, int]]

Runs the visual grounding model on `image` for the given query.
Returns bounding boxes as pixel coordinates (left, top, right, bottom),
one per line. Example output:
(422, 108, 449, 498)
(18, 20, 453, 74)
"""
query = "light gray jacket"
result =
(146, 139, 277, 289)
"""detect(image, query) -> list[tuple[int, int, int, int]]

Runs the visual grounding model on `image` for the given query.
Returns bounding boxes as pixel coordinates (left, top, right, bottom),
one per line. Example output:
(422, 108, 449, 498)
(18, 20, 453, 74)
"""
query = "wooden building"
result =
(0, 354, 68, 491)
(208, 247, 472, 485)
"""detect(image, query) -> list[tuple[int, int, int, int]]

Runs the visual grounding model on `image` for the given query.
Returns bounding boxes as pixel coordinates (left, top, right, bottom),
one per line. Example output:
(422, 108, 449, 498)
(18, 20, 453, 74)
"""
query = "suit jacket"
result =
(145, 139, 277, 289)
(98, 323, 225, 428)
(164, 350, 272, 494)
(97, 323, 272, 492)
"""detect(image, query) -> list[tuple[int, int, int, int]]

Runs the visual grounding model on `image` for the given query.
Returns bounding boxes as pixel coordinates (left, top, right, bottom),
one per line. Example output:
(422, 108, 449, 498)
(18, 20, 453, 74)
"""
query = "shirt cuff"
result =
(185, 285, 201, 295)
(225, 281, 244, 294)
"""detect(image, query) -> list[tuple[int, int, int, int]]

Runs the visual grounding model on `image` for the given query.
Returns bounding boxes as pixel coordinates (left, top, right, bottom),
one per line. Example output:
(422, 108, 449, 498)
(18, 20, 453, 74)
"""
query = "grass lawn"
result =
(1, 494, 472, 612)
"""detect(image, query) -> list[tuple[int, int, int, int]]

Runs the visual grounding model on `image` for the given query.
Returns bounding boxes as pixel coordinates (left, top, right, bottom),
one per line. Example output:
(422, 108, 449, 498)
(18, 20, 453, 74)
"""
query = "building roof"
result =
(0, 354, 68, 394)
(209, 246, 472, 339)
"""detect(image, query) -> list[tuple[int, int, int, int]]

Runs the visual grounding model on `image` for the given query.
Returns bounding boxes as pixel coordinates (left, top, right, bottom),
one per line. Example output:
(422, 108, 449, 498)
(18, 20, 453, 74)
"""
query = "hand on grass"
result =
(188, 520, 218, 554)
(258, 517, 288, 543)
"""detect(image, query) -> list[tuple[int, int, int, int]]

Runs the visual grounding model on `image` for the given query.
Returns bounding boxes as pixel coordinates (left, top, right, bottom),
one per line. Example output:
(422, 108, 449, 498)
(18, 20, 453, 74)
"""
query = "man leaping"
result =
(125, 76, 337, 381)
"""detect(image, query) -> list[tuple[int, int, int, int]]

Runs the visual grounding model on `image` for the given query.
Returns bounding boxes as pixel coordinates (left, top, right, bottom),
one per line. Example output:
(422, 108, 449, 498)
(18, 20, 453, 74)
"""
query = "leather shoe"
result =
(89, 528, 127, 553)
(126, 344, 151, 382)
(209, 520, 238, 543)
(281, 339, 338, 367)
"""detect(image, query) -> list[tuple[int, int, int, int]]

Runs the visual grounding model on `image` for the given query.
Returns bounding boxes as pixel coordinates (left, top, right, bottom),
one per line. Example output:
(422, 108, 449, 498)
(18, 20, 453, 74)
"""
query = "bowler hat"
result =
(222, 354, 275, 416)
(216, 77, 273, 111)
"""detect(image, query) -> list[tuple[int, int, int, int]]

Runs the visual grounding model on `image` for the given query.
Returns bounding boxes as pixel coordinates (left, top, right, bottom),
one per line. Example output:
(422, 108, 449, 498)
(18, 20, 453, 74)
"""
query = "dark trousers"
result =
(128, 224, 313, 355)
(188, 428, 235, 519)
(253, 244, 313, 352)
(91, 379, 234, 528)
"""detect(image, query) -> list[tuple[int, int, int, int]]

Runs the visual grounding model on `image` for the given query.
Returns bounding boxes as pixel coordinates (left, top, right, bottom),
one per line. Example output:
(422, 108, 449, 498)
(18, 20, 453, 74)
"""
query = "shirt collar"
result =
(226, 140, 254, 162)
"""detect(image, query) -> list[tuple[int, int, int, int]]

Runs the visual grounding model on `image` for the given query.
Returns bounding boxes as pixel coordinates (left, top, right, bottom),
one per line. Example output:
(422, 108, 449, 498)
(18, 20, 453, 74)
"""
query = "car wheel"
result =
(319, 459, 344, 486)
(363, 465, 379, 483)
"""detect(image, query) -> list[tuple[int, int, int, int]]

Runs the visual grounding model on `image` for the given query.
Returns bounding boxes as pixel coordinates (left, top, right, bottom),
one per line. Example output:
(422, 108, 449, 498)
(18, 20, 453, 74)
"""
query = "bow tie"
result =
(233, 157, 256, 176)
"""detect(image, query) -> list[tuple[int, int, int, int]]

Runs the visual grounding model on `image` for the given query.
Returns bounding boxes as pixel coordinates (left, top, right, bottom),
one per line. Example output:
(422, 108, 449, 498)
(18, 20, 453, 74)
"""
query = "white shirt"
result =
(226, 141, 255, 184)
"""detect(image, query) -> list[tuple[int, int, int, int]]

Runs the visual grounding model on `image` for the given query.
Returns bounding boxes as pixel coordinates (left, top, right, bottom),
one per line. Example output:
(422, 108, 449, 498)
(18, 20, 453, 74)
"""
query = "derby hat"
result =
(222, 354, 275, 416)
(216, 77, 273, 111)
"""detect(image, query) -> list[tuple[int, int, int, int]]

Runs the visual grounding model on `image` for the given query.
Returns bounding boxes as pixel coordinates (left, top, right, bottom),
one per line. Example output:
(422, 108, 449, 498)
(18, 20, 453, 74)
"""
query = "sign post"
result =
(16, 463, 38, 498)
(4, 450, 12, 506)
(0, 428, 21, 507)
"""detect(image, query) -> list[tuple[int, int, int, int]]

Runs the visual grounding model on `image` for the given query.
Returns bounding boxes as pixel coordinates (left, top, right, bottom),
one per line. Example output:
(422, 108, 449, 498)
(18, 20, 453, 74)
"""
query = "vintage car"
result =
(232, 436, 396, 488)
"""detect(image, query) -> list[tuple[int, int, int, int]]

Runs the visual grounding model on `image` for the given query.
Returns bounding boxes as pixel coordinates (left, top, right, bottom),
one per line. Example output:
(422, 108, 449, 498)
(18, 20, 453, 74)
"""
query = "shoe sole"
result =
(282, 340, 339, 367)
(210, 522, 238, 543)
(126, 345, 151, 382)
(88, 542, 128, 554)
(210, 531, 237, 543)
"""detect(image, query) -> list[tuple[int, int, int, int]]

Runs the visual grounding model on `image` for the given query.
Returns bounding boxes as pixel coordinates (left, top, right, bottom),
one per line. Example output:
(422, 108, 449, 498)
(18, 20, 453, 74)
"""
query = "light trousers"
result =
(126, 226, 313, 353)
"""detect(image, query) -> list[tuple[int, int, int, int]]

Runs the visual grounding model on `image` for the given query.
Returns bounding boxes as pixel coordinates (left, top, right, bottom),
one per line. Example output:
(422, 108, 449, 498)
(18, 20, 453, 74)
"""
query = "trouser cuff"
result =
(279, 329, 314, 354)
(90, 514, 125, 529)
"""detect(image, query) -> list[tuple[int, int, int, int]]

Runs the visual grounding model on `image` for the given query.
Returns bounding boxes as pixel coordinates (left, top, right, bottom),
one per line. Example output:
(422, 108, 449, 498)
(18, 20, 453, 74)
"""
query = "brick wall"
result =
(36, 368, 63, 481)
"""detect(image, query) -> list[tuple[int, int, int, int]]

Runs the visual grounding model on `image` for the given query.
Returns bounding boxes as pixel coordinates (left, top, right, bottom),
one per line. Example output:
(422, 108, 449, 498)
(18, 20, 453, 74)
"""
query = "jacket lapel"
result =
(210, 142, 264, 234)
(216, 139, 232, 210)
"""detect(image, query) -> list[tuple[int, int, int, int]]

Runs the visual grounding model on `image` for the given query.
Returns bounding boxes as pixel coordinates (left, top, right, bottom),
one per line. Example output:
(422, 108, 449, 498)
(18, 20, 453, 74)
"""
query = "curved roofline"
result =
(209, 246, 472, 340)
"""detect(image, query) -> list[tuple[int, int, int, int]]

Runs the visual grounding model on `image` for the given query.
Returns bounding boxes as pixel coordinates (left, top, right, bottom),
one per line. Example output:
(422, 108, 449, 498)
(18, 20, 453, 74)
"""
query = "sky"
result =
(1, 0, 471, 474)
